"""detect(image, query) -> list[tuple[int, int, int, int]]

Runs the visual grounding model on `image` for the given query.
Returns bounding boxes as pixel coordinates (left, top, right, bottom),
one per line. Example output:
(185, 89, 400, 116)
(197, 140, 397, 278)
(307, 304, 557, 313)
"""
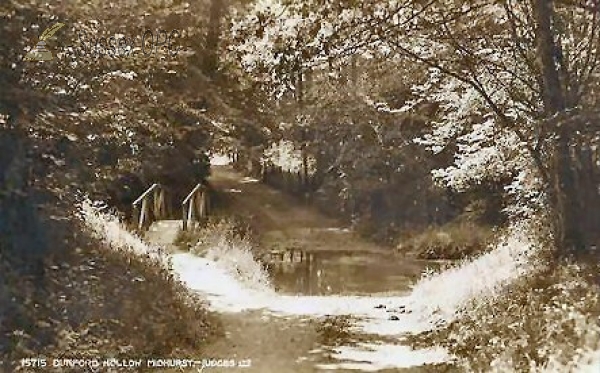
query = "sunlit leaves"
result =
(228, 0, 600, 223)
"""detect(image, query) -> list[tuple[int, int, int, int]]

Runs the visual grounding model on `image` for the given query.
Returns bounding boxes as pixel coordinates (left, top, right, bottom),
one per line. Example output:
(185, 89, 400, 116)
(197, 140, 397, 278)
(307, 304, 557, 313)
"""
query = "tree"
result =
(228, 0, 600, 252)
(0, 0, 261, 209)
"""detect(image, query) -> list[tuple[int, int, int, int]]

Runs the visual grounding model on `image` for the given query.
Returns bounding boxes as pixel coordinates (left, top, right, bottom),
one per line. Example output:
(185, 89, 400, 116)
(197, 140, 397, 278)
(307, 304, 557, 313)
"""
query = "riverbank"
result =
(411, 258, 600, 371)
(398, 215, 600, 372)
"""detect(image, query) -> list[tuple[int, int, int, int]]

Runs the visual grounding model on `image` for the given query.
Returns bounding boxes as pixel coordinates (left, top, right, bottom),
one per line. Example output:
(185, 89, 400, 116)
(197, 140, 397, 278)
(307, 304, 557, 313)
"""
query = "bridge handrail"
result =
(182, 183, 209, 231)
(182, 183, 205, 206)
(132, 183, 168, 231)
(133, 183, 160, 206)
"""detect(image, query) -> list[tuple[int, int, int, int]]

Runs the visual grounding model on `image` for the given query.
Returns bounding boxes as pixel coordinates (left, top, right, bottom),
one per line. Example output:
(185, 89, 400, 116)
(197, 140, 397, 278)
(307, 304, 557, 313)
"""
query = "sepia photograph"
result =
(1, 0, 600, 372)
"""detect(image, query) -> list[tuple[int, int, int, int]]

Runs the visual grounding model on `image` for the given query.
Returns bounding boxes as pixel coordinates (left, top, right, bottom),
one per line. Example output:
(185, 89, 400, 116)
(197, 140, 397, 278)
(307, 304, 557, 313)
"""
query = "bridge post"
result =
(139, 195, 148, 230)
(188, 195, 195, 229)
(154, 189, 159, 220)
(158, 188, 166, 219)
(201, 188, 208, 222)
(132, 203, 140, 230)
(197, 192, 203, 220)
(182, 204, 187, 231)
(205, 188, 210, 215)
(132, 183, 166, 232)
(182, 183, 210, 231)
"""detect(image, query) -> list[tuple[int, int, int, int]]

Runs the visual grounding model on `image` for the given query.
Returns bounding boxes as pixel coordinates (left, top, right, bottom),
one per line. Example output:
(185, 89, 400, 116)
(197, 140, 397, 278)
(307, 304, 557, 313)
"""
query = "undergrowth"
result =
(178, 217, 271, 292)
(411, 260, 600, 372)
(1, 198, 220, 372)
(174, 215, 254, 253)
(407, 219, 539, 324)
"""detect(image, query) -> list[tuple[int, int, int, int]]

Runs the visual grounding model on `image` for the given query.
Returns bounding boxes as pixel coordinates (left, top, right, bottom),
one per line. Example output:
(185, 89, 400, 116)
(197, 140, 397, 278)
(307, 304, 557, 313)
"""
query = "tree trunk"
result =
(533, 0, 565, 113)
(551, 128, 583, 251)
(204, 0, 226, 76)
(576, 141, 599, 244)
(533, 0, 584, 253)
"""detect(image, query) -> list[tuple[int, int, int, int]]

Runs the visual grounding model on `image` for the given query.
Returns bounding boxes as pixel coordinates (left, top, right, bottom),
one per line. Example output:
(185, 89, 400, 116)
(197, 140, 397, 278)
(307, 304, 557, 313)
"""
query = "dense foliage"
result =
(0, 0, 252, 367)
(227, 0, 600, 253)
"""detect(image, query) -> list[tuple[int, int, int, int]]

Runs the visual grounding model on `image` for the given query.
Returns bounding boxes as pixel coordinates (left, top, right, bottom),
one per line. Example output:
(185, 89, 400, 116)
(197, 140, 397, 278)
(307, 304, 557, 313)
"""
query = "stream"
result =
(164, 163, 452, 372)
(171, 248, 450, 373)
(268, 250, 435, 296)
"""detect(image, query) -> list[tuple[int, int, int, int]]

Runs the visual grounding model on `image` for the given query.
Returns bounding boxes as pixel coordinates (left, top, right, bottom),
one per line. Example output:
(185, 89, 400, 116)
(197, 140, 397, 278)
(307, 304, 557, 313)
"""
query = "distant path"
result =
(209, 165, 389, 255)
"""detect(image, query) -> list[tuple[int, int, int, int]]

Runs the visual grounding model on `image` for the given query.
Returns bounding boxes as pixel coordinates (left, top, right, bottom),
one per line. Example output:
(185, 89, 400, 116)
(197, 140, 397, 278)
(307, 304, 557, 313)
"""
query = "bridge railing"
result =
(182, 183, 209, 231)
(132, 183, 168, 231)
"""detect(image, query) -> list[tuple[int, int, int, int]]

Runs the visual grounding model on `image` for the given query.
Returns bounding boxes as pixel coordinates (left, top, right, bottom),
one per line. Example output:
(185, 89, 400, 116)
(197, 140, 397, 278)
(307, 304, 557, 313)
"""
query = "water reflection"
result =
(266, 250, 435, 296)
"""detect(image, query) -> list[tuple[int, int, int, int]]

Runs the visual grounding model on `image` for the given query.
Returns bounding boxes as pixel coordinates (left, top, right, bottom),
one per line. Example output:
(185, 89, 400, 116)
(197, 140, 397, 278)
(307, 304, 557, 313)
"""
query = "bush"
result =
(179, 218, 271, 292)
(398, 222, 495, 260)
(174, 215, 254, 253)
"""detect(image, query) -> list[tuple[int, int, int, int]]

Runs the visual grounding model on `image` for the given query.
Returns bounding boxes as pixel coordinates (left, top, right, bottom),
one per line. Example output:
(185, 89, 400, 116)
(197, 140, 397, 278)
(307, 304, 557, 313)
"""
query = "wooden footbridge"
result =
(132, 182, 210, 232)
(129, 170, 326, 267)
(131, 179, 316, 266)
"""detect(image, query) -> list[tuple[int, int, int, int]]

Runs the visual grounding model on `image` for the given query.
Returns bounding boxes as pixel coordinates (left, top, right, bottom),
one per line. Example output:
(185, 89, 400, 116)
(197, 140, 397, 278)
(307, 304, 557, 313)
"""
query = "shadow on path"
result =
(209, 165, 389, 255)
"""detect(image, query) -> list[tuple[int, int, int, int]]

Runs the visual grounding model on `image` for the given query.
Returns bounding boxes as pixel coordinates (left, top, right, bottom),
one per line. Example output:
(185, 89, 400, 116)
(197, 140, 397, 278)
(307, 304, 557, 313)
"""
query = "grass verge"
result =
(174, 216, 271, 292)
(410, 259, 600, 372)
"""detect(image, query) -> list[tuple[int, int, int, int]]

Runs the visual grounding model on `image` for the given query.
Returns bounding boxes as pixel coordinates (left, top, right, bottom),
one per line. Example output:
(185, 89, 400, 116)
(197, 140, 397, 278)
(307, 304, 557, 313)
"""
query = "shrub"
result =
(186, 219, 271, 292)
(174, 215, 254, 253)
(398, 222, 495, 260)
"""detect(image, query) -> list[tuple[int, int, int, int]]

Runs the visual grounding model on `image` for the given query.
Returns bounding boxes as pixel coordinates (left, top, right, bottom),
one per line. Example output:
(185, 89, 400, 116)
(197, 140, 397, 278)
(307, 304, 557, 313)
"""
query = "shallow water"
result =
(267, 251, 436, 296)
(170, 249, 451, 372)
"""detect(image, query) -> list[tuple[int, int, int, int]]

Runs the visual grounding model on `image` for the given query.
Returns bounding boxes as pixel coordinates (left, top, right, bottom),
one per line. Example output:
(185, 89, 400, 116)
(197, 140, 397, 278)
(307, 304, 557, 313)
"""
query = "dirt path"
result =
(209, 165, 388, 255)
(199, 312, 324, 373)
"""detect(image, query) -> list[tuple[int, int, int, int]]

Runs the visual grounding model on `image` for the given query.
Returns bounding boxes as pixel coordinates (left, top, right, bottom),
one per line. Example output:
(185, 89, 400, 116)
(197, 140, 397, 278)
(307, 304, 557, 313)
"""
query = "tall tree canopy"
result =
(228, 0, 600, 252)
(1, 0, 270, 212)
